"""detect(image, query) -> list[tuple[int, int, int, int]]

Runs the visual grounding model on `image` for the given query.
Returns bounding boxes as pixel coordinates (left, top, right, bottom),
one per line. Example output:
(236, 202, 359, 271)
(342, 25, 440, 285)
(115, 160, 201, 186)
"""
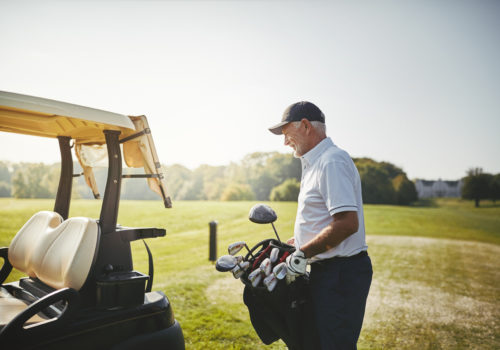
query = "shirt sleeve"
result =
(319, 160, 358, 216)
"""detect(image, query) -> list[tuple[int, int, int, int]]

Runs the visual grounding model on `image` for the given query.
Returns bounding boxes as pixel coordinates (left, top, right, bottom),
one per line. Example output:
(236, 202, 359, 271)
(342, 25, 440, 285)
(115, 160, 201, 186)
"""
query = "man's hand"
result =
(286, 237, 295, 245)
(286, 249, 307, 276)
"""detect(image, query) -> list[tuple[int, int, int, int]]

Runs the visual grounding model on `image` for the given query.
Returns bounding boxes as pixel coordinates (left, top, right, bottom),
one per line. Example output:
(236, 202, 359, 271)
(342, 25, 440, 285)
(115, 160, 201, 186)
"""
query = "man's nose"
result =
(284, 136, 289, 146)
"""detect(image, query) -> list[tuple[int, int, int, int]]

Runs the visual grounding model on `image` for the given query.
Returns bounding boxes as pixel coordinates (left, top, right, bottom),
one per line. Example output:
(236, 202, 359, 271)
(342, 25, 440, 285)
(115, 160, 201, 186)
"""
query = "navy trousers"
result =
(309, 253, 372, 350)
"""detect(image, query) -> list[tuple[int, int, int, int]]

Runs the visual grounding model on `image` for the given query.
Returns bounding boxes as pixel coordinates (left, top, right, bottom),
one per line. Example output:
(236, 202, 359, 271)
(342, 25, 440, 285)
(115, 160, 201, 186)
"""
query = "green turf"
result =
(1, 198, 499, 349)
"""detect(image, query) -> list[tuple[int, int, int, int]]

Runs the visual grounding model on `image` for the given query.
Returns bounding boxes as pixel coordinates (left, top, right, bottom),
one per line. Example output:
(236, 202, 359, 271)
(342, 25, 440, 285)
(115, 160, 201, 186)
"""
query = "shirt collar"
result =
(301, 137, 335, 167)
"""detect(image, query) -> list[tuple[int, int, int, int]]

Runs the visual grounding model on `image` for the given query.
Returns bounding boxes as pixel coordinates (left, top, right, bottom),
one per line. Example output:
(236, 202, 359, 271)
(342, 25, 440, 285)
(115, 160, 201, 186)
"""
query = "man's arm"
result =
(300, 211, 359, 259)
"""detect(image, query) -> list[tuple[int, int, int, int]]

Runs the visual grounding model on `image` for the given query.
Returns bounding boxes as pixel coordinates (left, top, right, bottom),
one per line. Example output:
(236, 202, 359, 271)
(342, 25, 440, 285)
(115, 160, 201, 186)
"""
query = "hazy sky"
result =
(1, 0, 499, 179)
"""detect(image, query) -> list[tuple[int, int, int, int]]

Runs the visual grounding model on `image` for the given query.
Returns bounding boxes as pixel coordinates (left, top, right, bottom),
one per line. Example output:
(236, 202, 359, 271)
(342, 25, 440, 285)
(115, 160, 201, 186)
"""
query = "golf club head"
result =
(270, 247, 280, 263)
(248, 269, 262, 287)
(228, 241, 246, 255)
(232, 265, 245, 279)
(235, 255, 244, 264)
(248, 204, 277, 224)
(264, 274, 278, 292)
(215, 255, 238, 272)
(239, 261, 250, 271)
(260, 258, 272, 276)
(273, 262, 287, 280)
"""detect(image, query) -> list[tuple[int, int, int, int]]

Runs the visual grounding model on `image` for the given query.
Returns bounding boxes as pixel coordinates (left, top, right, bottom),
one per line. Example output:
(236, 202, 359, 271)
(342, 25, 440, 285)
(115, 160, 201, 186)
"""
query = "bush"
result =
(220, 183, 255, 201)
(270, 178, 300, 201)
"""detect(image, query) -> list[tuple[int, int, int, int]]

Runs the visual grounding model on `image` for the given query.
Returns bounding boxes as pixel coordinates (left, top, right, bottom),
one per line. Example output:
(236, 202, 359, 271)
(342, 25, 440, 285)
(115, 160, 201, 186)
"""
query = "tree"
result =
(0, 181, 10, 197)
(358, 164, 396, 204)
(12, 170, 29, 198)
(163, 164, 193, 200)
(392, 174, 418, 205)
(0, 161, 11, 183)
(267, 153, 301, 184)
(12, 163, 53, 198)
(270, 178, 300, 201)
(461, 168, 492, 207)
(249, 171, 276, 201)
(220, 183, 255, 201)
(489, 173, 500, 204)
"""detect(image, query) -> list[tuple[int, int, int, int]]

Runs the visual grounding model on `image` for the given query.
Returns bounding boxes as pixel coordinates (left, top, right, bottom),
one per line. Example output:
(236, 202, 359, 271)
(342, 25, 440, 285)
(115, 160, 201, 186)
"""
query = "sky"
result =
(1, 0, 499, 180)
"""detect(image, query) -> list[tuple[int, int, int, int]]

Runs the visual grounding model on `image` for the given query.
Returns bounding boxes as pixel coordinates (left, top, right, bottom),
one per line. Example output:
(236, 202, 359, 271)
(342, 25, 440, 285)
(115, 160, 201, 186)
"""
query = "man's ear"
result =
(302, 118, 312, 133)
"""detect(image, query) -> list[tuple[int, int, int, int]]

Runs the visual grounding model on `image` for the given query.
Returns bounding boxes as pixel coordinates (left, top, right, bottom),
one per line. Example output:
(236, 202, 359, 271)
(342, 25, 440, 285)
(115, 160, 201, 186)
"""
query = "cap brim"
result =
(268, 121, 289, 135)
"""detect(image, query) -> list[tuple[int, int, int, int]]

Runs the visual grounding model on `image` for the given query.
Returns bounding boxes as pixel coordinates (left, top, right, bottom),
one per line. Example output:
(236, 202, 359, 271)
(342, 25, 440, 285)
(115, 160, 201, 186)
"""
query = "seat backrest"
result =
(8, 211, 63, 277)
(8, 212, 99, 291)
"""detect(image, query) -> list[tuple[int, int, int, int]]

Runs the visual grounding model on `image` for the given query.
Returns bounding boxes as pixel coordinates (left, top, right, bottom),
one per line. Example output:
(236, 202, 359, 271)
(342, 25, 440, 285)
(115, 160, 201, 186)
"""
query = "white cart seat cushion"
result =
(8, 212, 99, 291)
(8, 211, 63, 277)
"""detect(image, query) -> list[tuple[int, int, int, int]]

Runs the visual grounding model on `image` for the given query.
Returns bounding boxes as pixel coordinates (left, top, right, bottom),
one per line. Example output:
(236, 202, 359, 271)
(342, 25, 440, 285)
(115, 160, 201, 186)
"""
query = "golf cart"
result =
(0, 91, 185, 349)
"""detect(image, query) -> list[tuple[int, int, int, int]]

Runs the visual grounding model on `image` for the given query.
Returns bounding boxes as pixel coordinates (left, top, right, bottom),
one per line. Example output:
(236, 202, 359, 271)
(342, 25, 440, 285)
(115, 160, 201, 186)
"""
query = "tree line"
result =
(461, 168, 500, 207)
(0, 153, 419, 205)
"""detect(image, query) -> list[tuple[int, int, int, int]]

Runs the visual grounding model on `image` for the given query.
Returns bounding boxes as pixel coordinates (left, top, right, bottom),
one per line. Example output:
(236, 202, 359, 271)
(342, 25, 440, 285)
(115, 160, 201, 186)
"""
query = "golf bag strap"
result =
(142, 240, 154, 293)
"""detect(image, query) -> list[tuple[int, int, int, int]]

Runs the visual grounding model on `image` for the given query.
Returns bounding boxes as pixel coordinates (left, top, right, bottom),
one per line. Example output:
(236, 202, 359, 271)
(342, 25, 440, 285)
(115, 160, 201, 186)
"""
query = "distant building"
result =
(414, 179, 463, 199)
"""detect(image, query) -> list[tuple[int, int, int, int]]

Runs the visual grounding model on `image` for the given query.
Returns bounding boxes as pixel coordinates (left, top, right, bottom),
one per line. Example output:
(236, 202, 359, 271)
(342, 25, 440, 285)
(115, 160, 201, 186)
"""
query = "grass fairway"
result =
(1, 198, 499, 349)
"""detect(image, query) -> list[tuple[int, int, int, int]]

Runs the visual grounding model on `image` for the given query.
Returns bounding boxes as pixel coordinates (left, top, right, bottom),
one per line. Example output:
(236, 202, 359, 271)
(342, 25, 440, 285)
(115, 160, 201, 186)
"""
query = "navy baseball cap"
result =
(268, 101, 325, 135)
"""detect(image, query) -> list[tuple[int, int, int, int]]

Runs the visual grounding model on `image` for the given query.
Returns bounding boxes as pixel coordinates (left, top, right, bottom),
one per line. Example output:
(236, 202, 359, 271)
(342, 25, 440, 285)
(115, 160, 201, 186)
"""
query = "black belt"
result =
(312, 250, 368, 266)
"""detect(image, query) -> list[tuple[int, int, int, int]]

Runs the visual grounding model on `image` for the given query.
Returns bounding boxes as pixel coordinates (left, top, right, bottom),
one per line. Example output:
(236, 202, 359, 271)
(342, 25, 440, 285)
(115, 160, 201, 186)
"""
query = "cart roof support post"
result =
(54, 136, 73, 220)
(99, 130, 122, 234)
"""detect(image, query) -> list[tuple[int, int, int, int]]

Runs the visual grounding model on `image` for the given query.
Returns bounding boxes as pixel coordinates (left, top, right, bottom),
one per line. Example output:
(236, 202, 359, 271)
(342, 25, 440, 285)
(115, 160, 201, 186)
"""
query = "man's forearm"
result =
(300, 211, 359, 259)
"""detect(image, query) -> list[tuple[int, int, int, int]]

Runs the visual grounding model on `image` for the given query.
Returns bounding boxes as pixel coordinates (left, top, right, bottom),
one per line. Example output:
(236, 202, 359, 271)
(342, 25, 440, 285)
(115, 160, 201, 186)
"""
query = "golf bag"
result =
(241, 239, 319, 350)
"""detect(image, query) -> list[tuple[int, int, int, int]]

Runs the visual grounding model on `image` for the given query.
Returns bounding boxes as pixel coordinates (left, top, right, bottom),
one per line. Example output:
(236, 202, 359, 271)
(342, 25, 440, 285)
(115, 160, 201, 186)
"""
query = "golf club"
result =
(215, 255, 239, 272)
(228, 241, 255, 259)
(278, 251, 290, 264)
(248, 203, 282, 243)
(232, 261, 250, 279)
(252, 245, 273, 270)
(272, 262, 287, 280)
(270, 247, 279, 263)
(260, 258, 272, 276)
(263, 274, 278, 292)
(248, 269, 262, 287)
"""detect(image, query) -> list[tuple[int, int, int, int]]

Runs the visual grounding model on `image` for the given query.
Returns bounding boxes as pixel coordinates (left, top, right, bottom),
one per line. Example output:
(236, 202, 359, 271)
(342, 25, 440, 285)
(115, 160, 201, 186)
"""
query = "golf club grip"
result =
(278, 251, 290, 263)
(252, 245, 272, 270)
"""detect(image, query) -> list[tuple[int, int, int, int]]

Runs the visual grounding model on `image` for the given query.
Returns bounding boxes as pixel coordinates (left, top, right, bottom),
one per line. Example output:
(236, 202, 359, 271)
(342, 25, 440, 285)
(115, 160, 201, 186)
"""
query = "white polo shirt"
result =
(294, 137, 367, 261)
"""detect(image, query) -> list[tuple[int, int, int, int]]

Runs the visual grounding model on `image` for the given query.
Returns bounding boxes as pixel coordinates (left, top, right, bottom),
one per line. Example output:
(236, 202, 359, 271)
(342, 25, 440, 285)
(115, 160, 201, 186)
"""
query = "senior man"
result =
(269, 101, 372, 350)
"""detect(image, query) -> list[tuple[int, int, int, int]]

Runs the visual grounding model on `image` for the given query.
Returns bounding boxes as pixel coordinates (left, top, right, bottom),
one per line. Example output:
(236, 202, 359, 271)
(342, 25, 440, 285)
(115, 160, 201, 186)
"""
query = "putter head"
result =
(264, 274, 278, 292)
(248, 269, 262, 287)
(228, 241, 246, 255)
(215, 255, 238, 272)
(260, 258, 272, 276)
(270, 247, 280, 263)
(273, 262, 287, 280)
(248, 204, 277, 224)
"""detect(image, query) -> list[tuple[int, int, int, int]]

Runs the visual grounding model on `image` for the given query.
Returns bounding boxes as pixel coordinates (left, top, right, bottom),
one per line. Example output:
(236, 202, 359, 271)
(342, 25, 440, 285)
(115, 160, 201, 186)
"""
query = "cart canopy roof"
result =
(0, 91, 172, 208)
(0, 91, 136, 144)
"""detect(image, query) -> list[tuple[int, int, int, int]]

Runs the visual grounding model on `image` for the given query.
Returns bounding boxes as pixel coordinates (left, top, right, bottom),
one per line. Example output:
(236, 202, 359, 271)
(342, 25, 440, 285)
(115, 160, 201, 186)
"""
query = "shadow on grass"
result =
(474, 201, 500, 208)
(410, 198, 439, 208)
(409, 198, 499, 209)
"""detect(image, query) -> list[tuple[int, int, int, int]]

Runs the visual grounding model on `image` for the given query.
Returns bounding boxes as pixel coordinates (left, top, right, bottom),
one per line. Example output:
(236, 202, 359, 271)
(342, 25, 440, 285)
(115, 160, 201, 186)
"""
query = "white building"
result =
(414, 179, 463, 199)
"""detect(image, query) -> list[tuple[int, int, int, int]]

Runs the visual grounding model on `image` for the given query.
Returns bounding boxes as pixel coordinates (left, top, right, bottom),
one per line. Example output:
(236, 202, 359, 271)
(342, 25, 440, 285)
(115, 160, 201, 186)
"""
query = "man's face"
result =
(282, 122, 307, 158)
